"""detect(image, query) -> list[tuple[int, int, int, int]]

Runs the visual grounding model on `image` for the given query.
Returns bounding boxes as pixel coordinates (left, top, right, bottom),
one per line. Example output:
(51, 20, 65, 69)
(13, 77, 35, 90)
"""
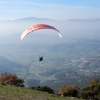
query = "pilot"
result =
(39, 56, 43, 61)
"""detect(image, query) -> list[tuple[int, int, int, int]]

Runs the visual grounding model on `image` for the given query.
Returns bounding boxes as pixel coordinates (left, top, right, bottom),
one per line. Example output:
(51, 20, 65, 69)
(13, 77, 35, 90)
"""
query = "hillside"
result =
(0, 85, 82, 100)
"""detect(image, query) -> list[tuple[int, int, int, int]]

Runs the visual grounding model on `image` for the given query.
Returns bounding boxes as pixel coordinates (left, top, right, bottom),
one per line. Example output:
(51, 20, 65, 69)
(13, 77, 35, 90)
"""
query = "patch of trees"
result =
(58, 85, 80, 97)
(0, 72, 24, 87)
(81, 78, 100, 99)
(58, 78, 100, 99)
(30, 86, 54, 94)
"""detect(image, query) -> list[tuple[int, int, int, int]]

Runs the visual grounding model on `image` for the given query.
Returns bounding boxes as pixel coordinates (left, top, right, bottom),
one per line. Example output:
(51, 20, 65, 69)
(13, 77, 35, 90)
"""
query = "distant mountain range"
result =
(0, 17, 60, 23)
(1, 17, 100, 22)
(67, 18, 100, 22)
(0, 17, 100, 38)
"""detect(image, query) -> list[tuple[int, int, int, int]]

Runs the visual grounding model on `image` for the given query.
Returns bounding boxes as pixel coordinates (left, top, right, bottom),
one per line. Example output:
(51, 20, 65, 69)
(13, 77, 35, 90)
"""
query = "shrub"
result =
(0, 72, 24, 87)
(30, 86, 54, 94)
(63, 88, 78, 97)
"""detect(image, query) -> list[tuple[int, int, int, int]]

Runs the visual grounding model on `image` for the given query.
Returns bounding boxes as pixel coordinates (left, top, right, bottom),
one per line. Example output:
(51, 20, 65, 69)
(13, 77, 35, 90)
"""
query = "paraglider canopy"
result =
(21, 23, 62, 41)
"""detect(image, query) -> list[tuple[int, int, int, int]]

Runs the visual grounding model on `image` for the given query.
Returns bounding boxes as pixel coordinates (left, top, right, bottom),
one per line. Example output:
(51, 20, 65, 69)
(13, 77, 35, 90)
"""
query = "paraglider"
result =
(21, 24, 62, 61)
(21, 24, 62, 41)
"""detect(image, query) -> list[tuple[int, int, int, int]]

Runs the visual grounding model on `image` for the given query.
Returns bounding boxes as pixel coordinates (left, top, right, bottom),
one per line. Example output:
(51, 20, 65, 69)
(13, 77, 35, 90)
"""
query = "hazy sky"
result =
(0, 0, 100, 20)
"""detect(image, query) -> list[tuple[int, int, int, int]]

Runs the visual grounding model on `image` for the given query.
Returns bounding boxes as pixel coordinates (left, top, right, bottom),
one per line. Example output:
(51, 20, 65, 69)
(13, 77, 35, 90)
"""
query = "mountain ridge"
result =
(0, 17, 100, 22)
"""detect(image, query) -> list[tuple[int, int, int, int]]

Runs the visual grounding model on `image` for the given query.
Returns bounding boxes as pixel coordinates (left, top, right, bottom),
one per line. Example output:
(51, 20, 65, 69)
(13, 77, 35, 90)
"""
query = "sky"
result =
(0, 0, 100, 20)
